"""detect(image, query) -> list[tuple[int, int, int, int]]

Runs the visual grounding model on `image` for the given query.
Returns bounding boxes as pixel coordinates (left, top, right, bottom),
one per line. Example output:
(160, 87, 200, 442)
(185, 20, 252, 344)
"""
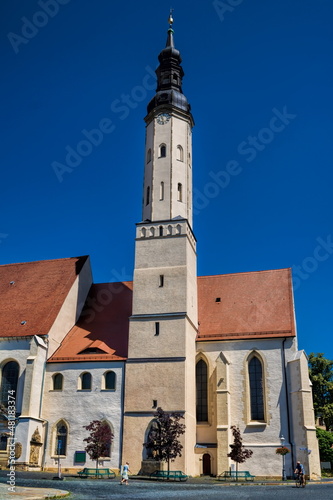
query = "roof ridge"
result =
(198, 268, 291, 279)
(0, 255, 88, 268)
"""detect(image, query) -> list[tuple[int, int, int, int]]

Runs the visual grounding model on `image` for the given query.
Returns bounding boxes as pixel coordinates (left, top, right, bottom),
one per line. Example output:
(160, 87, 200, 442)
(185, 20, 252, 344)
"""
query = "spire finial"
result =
(168, 8, 174, 27)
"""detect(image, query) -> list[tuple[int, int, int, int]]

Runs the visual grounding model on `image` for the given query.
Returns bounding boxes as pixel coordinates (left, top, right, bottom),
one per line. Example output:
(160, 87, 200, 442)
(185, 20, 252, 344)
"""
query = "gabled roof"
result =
(0, 256, 88, 338)
(197, 268, 295, 341)
(48, 282, 132, 363)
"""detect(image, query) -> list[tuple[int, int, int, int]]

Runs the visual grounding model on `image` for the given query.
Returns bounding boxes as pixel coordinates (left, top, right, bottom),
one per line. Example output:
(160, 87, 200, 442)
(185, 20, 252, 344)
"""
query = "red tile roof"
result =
(48, 282, 133, 362)
(197, 268, 295, 341)
(0, 256, 88, 338)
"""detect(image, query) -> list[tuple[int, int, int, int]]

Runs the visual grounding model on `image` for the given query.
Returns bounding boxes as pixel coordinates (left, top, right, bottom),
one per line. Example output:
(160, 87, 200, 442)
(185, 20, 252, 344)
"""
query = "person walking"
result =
(120, 461, 131, 485)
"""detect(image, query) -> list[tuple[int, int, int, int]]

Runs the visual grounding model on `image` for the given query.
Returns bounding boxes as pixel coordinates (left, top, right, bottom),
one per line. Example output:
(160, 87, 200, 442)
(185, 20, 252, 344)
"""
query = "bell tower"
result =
(122, 13, 197, 475)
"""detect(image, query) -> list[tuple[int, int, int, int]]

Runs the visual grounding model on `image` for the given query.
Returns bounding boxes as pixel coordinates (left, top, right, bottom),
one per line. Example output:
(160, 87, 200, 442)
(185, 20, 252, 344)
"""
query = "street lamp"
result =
(280, 435, 286, 481)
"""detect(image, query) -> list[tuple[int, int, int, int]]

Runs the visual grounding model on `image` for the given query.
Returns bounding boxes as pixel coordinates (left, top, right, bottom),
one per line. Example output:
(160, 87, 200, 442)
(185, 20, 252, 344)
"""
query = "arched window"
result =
(52, 373, 63, 391)
(176, 145, 184, 161)
(159, 144, 166, 158)
(104, 371, 116, 390)
(160, 181, 164, 201)
(196, 359, 208, 422)
(248, 356, 264, 420)
(159, 226, 163, 236)
(147, 148, 151, 163)
(1, 361, 19, 406)
(55, 420, 68, 455)
(80, 372, 92, 390)
(100, 421, 112, 457)
(177, 183, 183, 202)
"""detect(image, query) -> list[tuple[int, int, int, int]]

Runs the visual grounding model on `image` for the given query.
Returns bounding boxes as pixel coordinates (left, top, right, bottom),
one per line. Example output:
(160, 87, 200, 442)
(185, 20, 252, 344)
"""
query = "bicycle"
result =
(295, 472, 306, 488)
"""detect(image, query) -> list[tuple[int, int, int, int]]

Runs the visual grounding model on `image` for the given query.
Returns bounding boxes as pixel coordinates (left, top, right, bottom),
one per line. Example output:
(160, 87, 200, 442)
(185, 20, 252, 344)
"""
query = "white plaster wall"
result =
(197, 337, 297, 477)
(47, 257, 93, 357)
(0, 337, 32, 414)
(42, 361, 124, 470)
(143, 112, 192, 223)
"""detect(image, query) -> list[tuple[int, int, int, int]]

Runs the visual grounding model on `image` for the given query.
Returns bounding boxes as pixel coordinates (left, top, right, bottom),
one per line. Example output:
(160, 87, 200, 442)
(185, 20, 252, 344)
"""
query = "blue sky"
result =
(1, 1, 332, 360)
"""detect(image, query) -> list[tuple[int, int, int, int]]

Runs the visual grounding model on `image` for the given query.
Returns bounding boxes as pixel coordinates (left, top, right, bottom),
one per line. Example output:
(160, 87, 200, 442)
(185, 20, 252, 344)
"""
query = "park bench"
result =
(150, 470, 188, 481)
(77, 468, 116, 479)
(218, 470, 255, 481)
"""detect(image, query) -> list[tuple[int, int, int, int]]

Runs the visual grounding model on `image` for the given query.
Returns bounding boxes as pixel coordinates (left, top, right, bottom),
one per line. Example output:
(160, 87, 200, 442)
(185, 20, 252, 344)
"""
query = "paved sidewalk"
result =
(0, 483, 69, 499)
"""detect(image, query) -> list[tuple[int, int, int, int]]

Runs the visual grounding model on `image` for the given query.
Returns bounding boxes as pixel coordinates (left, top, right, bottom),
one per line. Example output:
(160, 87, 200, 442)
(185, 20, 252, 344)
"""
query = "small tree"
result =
(227, 425, 253, 479)
(316, 427, 333, 463)
(308, 353, 333, 430)
(144, 407, 186, 474)
(83, 420, 113, 469)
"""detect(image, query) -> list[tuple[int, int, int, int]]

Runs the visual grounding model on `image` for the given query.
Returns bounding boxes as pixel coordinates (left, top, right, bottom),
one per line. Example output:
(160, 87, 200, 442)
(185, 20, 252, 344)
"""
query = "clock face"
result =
(156, 113, 171, 125)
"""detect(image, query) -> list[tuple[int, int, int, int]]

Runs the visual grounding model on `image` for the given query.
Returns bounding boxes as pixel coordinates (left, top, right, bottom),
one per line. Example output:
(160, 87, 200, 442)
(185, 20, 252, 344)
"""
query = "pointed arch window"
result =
(52, 373, 63, 391)
(100, 421, 112, 457)
(176, 145, 184, 161)
(196, 359, 208, 422)
(1, 361, 19, 407)
(55, 421, 68, 456)
(159, 144, 166, 158)
(248, 356, 264, 421)
(177, 183, 183, 202)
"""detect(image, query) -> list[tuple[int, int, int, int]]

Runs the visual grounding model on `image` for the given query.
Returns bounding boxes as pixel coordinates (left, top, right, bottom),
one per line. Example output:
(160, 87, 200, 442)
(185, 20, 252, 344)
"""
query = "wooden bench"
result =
(218, 470, 255, 481)
(77, 468, 116, 479)
(150, 470, 188, 481)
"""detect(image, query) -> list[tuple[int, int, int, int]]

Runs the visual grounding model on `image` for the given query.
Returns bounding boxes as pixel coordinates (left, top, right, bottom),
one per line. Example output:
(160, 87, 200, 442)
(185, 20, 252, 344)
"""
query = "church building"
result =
(0, 16, 321, 479)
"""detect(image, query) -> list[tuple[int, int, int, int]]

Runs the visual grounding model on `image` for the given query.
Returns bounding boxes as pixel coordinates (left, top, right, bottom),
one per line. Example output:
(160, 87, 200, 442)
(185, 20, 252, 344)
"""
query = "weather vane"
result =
(168, 8, 174, 27)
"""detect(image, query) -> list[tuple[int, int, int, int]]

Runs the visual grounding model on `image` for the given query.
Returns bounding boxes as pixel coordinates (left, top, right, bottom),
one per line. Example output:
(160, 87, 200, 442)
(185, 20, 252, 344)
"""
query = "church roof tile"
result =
(197, 267, 295, 341)
(0, 256, 88, 338)
(48, 282, 132, 362)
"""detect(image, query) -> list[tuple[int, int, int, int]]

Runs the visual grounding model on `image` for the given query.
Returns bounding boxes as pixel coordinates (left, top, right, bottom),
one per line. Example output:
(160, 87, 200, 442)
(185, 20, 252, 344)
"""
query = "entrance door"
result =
(202, 453, 211, 475)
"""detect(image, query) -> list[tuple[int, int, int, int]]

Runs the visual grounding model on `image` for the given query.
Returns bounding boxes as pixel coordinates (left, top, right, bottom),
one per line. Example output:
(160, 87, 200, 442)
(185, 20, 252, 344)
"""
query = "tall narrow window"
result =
(159, 226, 163, 236)
(159, 144, 166, 157)
(53, 373, 63, 391)
(159, 275, 164, 287)
(155, 322, 160, 336)
(104, 371, 116, 390)
(146, 186, 150, 206)
(177, 183, 183, 202)
(1, 361, 19, 406)
(196, 359, 208, 422)
(249, 356, 264, 420)
(55, 421, 68, 455)
(160, 181, 164, 200)
(176, 145, 184, 161)
(147, 148, 151, 163)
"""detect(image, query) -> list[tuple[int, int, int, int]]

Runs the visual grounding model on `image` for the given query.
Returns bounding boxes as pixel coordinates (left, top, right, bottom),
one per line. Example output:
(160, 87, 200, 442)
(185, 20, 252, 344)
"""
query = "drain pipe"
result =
(282, 337, 295, 473)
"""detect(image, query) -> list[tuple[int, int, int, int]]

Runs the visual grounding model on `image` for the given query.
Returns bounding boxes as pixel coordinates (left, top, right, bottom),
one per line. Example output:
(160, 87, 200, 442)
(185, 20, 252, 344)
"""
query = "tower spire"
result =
(146, 10, 192, 118)
(166, 8, 175, 48)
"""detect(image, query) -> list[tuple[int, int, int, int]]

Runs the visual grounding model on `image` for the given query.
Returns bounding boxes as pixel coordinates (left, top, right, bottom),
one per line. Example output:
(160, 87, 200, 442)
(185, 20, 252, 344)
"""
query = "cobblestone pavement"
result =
(1, 471, 333, 500)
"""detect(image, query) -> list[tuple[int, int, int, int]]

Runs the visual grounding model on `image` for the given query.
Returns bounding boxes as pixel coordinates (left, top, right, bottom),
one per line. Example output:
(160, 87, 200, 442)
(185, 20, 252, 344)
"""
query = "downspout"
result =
(282, 337, 295, 473)
(38, 335, 48, 470)
(119, 360, 126, 472)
